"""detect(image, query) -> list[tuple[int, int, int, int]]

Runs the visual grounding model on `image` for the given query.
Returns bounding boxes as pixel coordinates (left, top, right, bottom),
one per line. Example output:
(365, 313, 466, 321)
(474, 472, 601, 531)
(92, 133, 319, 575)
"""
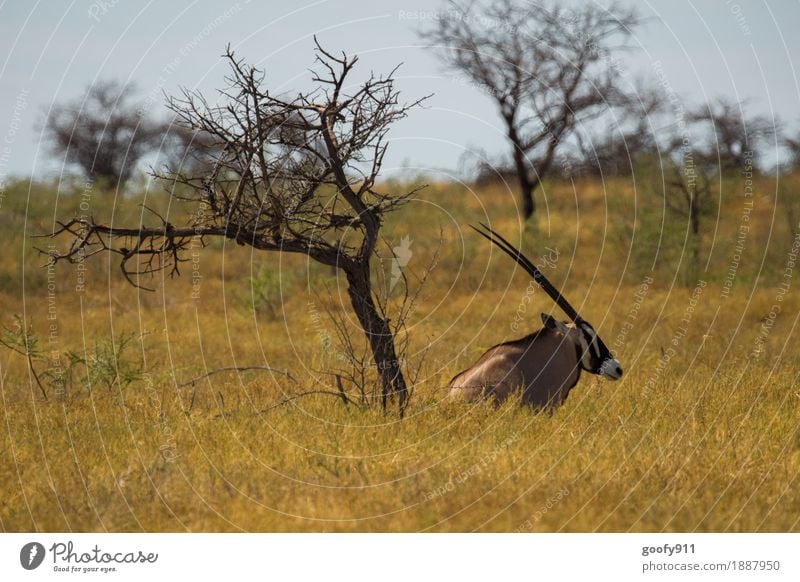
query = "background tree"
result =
(780, 129, 800, 241)
(42, 80, 163, 187)
(423, 0, 639, 219)
(44, 42, 425, 414)
(783, 130, 800, 170)
(645, 103, 727, 283)
(689, 97, 773, 170)
(662, 157, 715, 282)
(572, 84, 665, 177)
(157, 124, 223, 176)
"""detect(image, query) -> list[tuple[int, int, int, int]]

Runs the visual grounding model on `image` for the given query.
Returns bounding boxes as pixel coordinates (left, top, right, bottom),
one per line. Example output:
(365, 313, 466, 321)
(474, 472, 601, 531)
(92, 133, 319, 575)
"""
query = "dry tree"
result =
(42, 80, 164, 187)
(423, 0, 640, 219)
(571, 82, 666, 177)
(42, 40, 427, 414)
(689, 97, 773, 170)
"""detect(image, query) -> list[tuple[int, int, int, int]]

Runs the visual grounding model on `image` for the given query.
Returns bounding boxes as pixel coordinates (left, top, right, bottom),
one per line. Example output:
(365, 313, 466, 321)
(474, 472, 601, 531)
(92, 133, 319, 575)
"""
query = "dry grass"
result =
(1, 173, 798, 532)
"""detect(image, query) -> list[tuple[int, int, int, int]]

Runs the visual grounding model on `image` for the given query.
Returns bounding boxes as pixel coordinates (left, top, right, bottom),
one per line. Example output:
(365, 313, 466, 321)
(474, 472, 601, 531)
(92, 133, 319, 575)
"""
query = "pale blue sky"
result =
(1, 0, 798, 182)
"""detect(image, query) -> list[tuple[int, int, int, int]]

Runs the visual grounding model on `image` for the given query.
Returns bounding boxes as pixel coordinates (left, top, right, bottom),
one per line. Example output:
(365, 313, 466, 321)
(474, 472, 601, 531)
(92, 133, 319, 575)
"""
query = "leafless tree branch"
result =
(423, 0, 640, 218)
(44, 42, 427, 414)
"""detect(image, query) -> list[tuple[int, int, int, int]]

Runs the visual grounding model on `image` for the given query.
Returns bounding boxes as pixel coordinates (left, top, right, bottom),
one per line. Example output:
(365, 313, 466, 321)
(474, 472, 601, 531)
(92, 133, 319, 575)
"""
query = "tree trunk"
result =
(520, 179, 535, 221)
(344, 266, 408, 414)
(508, 129, 536, 221)
(689, 206, 701, 284)
(511, 149, 536, 220)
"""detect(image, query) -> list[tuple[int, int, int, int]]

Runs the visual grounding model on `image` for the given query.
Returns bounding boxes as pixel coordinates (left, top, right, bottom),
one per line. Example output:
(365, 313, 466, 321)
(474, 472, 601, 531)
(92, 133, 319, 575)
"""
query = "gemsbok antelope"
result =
(448, 224, 622, 409)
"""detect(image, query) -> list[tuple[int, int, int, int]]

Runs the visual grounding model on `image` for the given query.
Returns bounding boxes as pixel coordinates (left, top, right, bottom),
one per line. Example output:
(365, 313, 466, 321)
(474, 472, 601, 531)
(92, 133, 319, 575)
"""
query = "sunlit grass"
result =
(1, 174, 798, 531)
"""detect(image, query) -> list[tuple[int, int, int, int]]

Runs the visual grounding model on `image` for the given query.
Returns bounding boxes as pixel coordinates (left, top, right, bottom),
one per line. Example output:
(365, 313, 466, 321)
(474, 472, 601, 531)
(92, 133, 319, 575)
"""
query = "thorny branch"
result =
(41, 40, 428, 414)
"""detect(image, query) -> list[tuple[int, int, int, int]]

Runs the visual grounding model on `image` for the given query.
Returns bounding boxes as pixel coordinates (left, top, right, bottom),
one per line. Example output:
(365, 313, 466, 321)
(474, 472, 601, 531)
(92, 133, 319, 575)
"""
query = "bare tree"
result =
(780, 130, 800, 240)
(42, 80, 163, 186)
(157, 123, 223, 176)
(689, 97, 773, 170)
(783, 130, 800, 170)
(423, 0, 639, 219)
(573, 82, 665, 176)
(660, 155, 716, 282)
(664, 162, 714, 239)
(42, 42, 426, 414)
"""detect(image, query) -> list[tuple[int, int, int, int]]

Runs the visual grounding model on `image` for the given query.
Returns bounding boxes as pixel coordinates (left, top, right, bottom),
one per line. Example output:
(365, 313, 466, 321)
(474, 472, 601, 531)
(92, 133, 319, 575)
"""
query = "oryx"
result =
(448, 224, 622, 409)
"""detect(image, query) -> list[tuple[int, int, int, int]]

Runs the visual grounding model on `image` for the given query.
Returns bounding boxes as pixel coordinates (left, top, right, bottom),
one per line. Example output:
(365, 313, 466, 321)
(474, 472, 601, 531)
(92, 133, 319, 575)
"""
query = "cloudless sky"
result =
(1, 0, 798, 183)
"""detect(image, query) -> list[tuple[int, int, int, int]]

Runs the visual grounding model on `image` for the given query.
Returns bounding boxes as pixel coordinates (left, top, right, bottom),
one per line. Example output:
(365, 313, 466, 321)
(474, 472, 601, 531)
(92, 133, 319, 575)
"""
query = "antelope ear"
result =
(542, 313, 571, 335)
(541, 313, 558, 330)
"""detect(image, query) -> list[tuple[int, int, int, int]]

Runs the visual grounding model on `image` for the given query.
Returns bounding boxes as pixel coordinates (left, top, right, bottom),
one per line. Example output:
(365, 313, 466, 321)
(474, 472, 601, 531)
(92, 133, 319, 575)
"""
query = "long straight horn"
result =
(472, 223, 582, 323)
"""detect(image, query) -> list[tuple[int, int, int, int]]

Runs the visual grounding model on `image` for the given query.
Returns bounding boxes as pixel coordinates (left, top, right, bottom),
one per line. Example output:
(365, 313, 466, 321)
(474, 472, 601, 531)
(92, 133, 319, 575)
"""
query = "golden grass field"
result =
(1, 171, 799, 532)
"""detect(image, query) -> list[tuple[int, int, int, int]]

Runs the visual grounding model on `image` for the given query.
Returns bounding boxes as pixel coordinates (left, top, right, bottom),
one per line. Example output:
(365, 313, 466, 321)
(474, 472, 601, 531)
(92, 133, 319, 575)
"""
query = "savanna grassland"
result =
(1, 171, 799, 532)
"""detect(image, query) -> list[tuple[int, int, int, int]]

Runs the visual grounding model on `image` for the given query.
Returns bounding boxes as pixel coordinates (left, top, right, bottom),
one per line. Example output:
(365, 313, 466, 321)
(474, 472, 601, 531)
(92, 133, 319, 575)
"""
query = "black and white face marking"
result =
(541, 314, 623, 380)
(577, 321, 623, 380)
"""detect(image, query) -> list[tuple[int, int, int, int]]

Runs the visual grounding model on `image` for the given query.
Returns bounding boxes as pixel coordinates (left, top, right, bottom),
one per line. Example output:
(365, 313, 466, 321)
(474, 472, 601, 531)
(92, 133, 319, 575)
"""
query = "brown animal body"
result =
(448, 315, 619, 409)
(450, 225, 623, 410)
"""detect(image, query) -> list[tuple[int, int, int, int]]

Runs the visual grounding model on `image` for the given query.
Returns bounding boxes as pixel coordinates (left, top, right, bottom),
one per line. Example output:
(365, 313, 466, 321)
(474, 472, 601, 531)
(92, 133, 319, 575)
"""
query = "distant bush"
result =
(248, 266, 284, 319)
(41, 81, 166, 188)
(0, 316, 144, 399)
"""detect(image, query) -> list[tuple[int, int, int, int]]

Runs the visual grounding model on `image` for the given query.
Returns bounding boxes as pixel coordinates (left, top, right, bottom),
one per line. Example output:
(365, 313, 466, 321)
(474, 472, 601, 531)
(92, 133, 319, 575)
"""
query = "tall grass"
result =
(0, 173, 798, 532)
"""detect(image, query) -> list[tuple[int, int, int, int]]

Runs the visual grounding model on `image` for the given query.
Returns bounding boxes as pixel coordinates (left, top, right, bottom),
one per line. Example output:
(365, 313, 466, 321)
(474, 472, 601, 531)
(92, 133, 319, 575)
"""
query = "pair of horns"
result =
(471, 223, 582, 323)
